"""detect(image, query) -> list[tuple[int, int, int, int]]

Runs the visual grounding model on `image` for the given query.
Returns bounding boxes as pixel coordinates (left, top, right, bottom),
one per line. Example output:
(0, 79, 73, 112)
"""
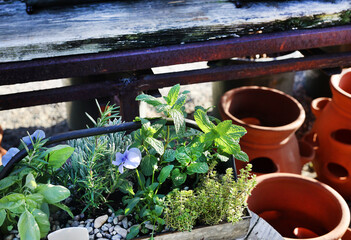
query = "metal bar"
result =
(1, 51, 351, 111)
(1, 25, 351, 85)
(135, 51, 351, 91)
(0, 81, 121, 110)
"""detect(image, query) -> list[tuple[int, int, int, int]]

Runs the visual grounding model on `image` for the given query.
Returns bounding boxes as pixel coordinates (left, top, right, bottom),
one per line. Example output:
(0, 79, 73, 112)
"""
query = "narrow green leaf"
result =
(0, 209, 6, 226)
(156, 217, 165, 225)
(187, 162, 209, 174)
(136, 94, 163, 107)
(32, 209, 50, 238)
(168, 109, 185, 134)
(140, 155, 158, 177)
(194, 109, 215, 133)
(145, 137, 164, 155)
(172, 94, 186, 110)
(18, 210, 40, 240)
(167, 84, 180, 106)
(125, 197, 140, 215)
(157, 165, 174, 184)
(234, 151, 249, 162)
(51, 202, 74, 218)
(126, 225, 140, 240)
(171, 168, 187, 186)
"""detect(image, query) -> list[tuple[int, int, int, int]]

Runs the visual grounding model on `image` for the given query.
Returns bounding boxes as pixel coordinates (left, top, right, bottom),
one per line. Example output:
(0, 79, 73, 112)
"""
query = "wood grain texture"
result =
(0, 0, 350, 63)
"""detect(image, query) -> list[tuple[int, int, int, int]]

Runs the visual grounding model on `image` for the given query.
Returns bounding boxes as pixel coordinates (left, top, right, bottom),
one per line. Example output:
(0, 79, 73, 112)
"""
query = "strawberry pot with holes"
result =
(0, 85, 257, 240)
(219, 86, 314, 176)
(305, 68, 351, 200)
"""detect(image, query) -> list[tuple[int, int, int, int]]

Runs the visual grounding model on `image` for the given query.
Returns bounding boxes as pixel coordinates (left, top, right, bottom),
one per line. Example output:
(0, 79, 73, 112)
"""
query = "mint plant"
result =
(0, 135, 74, 240)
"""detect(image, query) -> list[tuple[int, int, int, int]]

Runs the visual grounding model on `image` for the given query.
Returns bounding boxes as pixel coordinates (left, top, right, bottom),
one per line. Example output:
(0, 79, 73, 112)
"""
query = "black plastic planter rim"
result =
(0, 118, 238, 180)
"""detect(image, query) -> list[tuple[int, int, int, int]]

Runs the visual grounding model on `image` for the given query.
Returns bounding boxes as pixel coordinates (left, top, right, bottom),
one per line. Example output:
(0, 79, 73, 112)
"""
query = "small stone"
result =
(94, 229, 100, 234)
(108, 216, 113, 223)
(112, 234, 121, 240)
(117, 215, 124, 221)
(108, 208, 113, 214)
(112, 231, 117, 235)
(121, 218, 128, 229)
(80, 213, 85, 219)
(94, 215, 108, 229)
(128, 221, 132, 227)
(13, 238, 19, 240)
(87, 218, 94, 223)
(78, 224, 85, 228)
(105, 233, 111, 238)
(111, 213, 115, 218)
(101, 225, 109, 232)
(96, 232, 103, 238)
(89, 236, 94, 240)
(145, 223, 155, 230)
(4, 235, 14, 240)
(80, 221, 85, 224)
(97, 238, 109, 240)
(109, 227, 114, 233)
(86, 222, 92, 228)
(74, 215, 80, 221)
(87, 227, 93, 234)
(72, 221, 80, 227)
(114, 225, 127, 238)
(113, 217, 118, 225)
(10, 230, 18, 234)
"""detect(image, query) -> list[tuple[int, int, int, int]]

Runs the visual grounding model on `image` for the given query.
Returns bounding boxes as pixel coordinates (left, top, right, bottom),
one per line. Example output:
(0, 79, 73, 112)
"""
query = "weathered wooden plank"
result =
(244, 212, 283, 240)
(0, 0, 350, 63)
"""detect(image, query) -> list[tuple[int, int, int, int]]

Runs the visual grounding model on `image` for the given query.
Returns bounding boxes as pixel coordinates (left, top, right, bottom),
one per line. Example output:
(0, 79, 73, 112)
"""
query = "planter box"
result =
(138, 210, 251, 240)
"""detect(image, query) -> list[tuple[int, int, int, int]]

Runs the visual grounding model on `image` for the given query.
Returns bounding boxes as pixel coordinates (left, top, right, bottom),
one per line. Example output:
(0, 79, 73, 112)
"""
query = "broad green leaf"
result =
(172, 94, 186, 111)
(228, 125, 247, 138)
(156, 217, 165, 225)
(46, 145, 75, 170)
(25, 194, 44, 210)
(171, 168, 187, 186)
(215, 153, 230, 162)
(126, 225, 140, 240)
(118, 179, 134, 195)
(51, 202, 74, 218)
(125, 197, 140, 215)
(194, 109, 215, 133)
(0, 193, 25, 210)
(234, 151, 249, 162)
(147, 182, 159, 191)
(167, 84, 180, 106)
(215, 135, 241, 155)
(0, 176, 18, 191)
(0, 209, 6, 226)
(154, 205, 163, 216)
(163, 149, 175, 162)
(136, 94, 163, 107)
(36, 184, 70, 204)
(168, 109, 185, 134)
(157, 165, 174, 184)
(175, 148, 191, 166)
(187, 162, 209, 174)
(140, 155, 158, 177)
(145, 137, 164, 155)
(40, 203, 50, 217)
(18, 210, 40, 240)
(32, 209, 50, 238)
(25, 173, 37, 190)
(214, 120, 233, 136)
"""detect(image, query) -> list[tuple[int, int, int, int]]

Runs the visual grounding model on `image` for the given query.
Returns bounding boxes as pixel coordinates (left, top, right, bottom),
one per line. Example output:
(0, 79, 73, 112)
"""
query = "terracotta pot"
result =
(305, 68, 351, 200)
(219, 86, 313, 175)
(247, 173, 350, 240)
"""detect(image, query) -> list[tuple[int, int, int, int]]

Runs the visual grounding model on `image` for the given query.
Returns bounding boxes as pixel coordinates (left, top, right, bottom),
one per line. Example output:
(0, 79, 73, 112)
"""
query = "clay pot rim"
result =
(331, 68, 351, 99)
(221, 86, 305, 132)
(255, 173, 351, 240)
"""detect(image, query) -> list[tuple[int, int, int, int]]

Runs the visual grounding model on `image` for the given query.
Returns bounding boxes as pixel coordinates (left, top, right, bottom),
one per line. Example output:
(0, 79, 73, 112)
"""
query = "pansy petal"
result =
(32, 130, 45, 141)
(128, 148, 142, 159)
(118, 164, 124, 174)
(124, 152, 141, 169)
(21, 135, 32, 146)
(113, 152, 124, 166)
(1, 148, 20, 167)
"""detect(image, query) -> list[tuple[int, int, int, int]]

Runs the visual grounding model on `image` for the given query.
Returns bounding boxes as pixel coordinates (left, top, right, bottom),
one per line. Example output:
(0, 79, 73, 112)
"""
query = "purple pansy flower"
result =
(22, 130, 46, 146)
(112, 147, 141, 174)
(1, 147, 20, 167)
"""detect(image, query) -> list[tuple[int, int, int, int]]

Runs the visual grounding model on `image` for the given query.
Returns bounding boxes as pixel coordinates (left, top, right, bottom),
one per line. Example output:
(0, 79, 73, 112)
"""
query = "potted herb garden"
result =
(0, 84, 256, 240)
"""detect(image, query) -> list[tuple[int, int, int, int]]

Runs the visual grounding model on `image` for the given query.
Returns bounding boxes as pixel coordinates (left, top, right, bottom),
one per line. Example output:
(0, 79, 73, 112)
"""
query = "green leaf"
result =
(126, 225, 140, 240)
(32, 209, 50, 238)
(175, 147, 191, 166)
(157, 165, 174, 184)
(118, 179, 135, 195)
(136, 94, 163, 107)
(148, 182, 159, 191)
(156, 217, 165, 225)
(0, 176, 18, 191)
(25, 173, 37, 191)
(215, 153, 230, 162)
(163, 149, 176, 162)
(214, 120, 233, 136)
(40, 203, 50, 217)
(51, 202, 74, 218)
(172, 94, 186, 110)
(194, 109, 215, 133)
(228, 124, 247, 138)
(35, 184, 70, 204)
(234, 151, 249, 162)
(18, 210, 40, 240)
(154, 205, 163, 216)
(0, 193, 25, 211)
(215, 135, 241, 155)
(0, 209, 6, 226)
(171, 168, 187, 186)
(46, 145, 75, 170)
(25, 194, 44, 210)
(167, 84, 180, 106)
(140, 155, 158, 177)
(168, 109, 185, 134)
(125, 197, 140, 215)
(145, 137, 164, 155)
(187, 162, 209, 174)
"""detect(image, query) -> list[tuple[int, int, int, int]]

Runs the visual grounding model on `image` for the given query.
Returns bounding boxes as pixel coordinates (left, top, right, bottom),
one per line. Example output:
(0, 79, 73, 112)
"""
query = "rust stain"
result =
(192, 17, 209, 21)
